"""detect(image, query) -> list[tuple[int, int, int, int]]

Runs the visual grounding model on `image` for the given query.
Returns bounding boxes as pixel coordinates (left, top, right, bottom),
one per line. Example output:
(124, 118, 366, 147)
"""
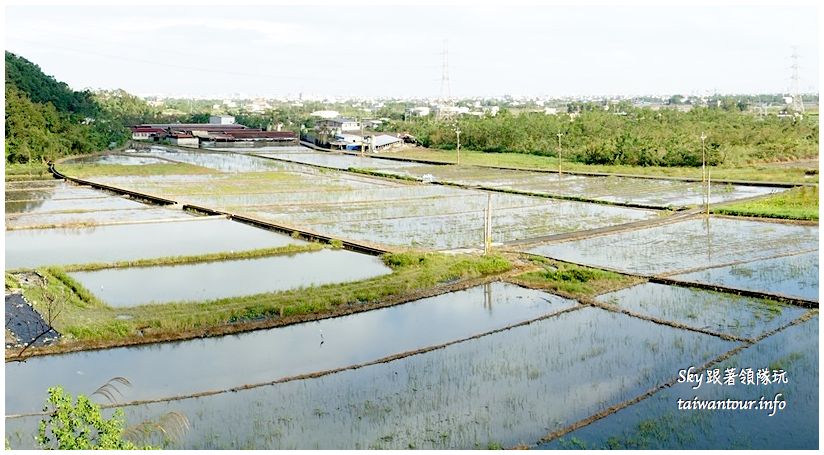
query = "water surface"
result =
(70, 249, 392, 306)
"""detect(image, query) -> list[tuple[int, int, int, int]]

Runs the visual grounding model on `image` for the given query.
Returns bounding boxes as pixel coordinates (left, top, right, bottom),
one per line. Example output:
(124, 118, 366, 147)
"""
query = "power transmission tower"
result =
(437, 40, 454, 121)
(790, 47, 805, 113)
(440, 39, 451, 104)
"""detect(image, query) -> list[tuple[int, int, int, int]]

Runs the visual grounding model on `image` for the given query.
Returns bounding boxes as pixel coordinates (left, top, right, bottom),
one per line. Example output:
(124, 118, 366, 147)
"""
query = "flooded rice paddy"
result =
(5, 147, 816, 450)
(6, 303, 738, 449)
(62, 153, 169, 166)
(596, 283, 807, 339)
(227, 148, 782, 209)
(70, 249, 391, 307)
(5, 218, 304, 269)
(541, 315, 818, 450)
(71, 148, 660, 249)
(672, 251, 819, 301)
(528, 217, 818, 276)
(5, 283, 577, 416)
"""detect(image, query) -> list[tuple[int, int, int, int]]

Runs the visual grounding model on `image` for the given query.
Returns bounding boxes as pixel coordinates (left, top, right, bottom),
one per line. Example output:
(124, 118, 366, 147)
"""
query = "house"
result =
(316, 117, 360, 133)
(130, 126, 166, 140)
(310, 110, 341, 119)
(329, 133, 363, 151)
(407, 106, 430, 117)
(371, 134, 403, 152)
(167, 133, 199, 147)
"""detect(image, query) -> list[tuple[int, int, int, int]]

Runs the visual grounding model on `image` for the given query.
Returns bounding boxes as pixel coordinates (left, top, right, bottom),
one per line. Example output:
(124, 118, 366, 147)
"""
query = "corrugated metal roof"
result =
(374, 134, 402, 147)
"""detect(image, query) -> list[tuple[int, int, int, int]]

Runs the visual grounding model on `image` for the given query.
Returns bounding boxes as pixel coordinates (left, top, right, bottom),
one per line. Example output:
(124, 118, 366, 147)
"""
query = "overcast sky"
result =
(4, 3, 820, 99)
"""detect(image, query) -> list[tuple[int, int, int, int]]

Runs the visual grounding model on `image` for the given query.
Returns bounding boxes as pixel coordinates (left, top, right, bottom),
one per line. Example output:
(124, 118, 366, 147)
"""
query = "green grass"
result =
(51, 243, 325, 273)
(5, 273, 20, 291)
(389, 147, 818, 184)
(5, 162, 53, 180)
(713, 186, 819, 220)
(17, 252, 512, 346)
(56, 162, 216, 178)
(511, 256, 642, 298)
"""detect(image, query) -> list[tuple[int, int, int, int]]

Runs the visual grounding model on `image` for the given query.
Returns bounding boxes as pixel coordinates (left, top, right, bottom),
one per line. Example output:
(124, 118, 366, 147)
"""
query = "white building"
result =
(210, 115, 236, 125)
(310, 110, 341, 119)
(408, 106, 430, 117)
(316, 117, 361, 133)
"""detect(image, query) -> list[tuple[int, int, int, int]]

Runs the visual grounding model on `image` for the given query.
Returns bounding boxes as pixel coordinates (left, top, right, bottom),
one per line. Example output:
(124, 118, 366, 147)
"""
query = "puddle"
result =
(70, 249, 392, 307)
(541, 315, 817, 450)
(5, 218, 304, 269)
(596, 283, 807, 339)
(4, 282, 578, 416)
(5, 306, 735, 449)
(672, 252, 819, 301)
(528, 218, 819, 275)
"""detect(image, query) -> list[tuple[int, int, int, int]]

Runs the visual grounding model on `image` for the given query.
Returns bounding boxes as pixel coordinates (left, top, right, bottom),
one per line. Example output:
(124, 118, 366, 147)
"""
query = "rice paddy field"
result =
(226, 146, 785, 209)
(4, 146, 818, 450)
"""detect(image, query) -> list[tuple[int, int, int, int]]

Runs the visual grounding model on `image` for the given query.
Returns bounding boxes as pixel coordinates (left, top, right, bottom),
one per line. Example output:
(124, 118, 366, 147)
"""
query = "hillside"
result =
(5, 52, 131, 164)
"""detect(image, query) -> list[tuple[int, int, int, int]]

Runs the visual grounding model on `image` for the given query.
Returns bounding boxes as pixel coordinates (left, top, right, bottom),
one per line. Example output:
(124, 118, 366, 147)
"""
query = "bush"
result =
(37, 386, 149, 450)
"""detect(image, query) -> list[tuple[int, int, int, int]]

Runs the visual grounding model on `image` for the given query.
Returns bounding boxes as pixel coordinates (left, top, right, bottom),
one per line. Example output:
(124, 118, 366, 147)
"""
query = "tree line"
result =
(385, 106, 818, 167)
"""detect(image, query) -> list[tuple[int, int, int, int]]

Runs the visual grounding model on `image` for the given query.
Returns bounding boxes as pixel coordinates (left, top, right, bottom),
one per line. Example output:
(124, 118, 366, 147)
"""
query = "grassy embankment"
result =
(712, 186, 819, 221)
(509, 256, 643, 299)
(5, 162, 53, 181)
(8, 252, 512, 354)
(387, 147, 818, 184)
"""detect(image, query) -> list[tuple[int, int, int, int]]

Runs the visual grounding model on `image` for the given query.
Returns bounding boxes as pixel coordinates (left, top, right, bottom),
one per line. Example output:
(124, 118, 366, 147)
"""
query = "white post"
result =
(456, 127, 462, 165)
(484, 193, 492, 254)
(706, 170, 711, 216)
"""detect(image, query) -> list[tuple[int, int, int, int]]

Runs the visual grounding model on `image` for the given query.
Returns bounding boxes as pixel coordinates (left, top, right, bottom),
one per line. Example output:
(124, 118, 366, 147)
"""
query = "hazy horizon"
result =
(5, 4, 820, 99)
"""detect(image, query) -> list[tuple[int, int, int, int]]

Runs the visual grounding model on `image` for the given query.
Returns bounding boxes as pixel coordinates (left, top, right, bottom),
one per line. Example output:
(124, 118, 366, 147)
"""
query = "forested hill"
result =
(5, 51, 131, 164)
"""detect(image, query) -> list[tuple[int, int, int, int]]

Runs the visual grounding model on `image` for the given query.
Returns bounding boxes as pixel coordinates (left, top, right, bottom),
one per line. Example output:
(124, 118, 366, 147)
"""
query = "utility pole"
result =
(455, 125, 462, 165)
(700, 132, 707, 184)
(360, 117, 365, 157)
(556, 131, 563, 177)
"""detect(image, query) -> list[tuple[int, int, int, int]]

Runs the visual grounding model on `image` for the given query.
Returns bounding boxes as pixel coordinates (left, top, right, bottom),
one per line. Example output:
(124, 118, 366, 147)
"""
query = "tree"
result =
(37, 387, 151, 450)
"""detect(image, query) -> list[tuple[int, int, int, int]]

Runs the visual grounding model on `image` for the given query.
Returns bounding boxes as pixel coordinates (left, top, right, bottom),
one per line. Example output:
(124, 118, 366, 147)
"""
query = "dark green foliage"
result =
(6, 52, 98, 117)
(389, 107, 818, 167)
(5, 52, 135, 164)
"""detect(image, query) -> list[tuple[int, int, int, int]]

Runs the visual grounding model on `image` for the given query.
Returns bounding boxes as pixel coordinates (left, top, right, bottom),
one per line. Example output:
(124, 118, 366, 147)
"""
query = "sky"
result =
(4, 3, 820, 99)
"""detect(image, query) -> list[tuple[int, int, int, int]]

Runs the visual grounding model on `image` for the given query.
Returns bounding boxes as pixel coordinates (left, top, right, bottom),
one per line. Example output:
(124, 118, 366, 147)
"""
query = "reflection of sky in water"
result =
(71, 249, 392, 306)
(5, 218, 303, 268)
(6, 306, 735, 449)
(673, 252, 819, 301)
(5, 282, 576, 415)
(63, 154, 167, 165)
(6, 207, 192, 230)
(397, 165, 782, 208)
(530, 217, 819, 275)
(541, 316, 817, 450)
(597, 283, 807, 339)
